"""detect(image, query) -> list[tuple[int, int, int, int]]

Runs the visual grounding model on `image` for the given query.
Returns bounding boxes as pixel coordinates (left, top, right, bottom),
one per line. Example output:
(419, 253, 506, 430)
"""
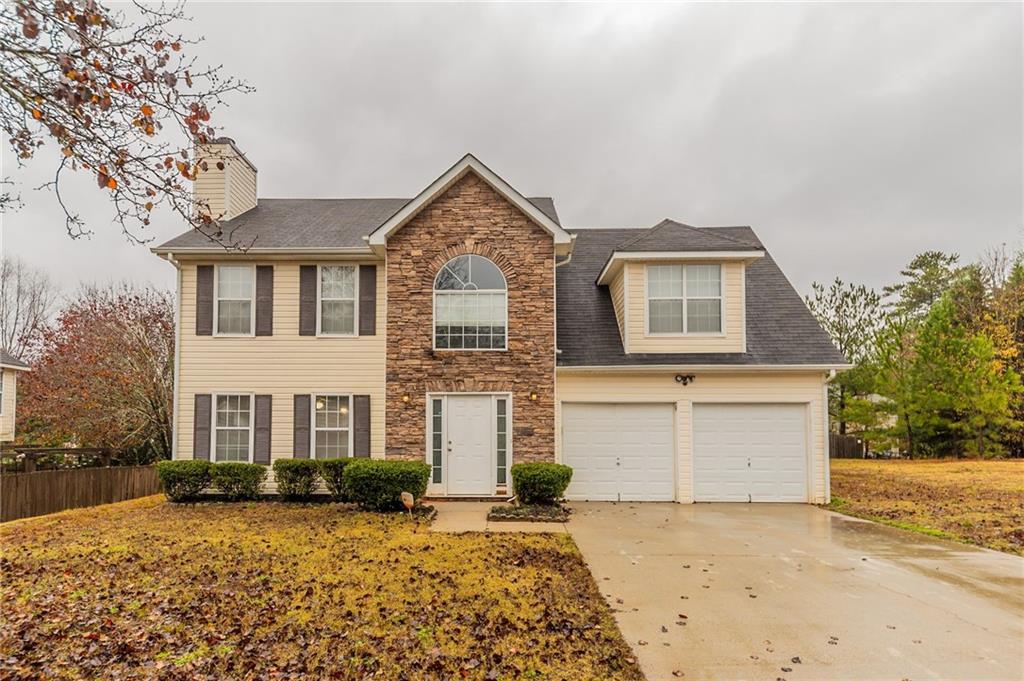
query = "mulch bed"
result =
(487, 504, 571, 523)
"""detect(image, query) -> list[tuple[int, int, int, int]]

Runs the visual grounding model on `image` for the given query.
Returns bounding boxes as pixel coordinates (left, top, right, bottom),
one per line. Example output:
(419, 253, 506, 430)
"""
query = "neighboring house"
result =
(0, 349, 31, 443)
(153, 140, 847, 503)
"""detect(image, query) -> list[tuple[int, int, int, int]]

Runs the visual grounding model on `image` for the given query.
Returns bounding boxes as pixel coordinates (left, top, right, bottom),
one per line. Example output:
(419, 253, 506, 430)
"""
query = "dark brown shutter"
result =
(353, 395, 370, 458)
(195, 266, 214, 336)
(358, 265, 377, 336)
(255, 266, 274, 336)
(254, 395, 272, 464)
(293, 394, 311, 458)
(193, 394, 212, 461)
(299, 265, 316, 336)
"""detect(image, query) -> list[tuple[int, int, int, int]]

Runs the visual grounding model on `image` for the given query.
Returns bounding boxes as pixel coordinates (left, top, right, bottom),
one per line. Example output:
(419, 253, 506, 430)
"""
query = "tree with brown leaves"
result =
(1, 0, 251, 246)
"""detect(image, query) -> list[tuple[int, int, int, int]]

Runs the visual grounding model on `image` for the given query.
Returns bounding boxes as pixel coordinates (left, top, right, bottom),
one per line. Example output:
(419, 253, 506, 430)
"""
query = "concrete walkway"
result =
(430, 501, 568, 533)
(568, 502, 1024, 681)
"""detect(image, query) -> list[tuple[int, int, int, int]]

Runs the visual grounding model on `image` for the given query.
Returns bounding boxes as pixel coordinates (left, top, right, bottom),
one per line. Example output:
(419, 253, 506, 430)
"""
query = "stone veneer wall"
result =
(384, 171, 556, 463)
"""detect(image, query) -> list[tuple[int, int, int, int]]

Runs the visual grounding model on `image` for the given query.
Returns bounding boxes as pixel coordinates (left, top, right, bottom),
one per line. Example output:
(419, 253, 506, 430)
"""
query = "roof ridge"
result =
(615, 218, 679, 250)
(693, 224, 763, 248)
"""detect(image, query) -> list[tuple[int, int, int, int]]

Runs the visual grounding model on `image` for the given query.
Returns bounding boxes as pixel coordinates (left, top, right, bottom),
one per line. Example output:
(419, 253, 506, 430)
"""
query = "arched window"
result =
(433, 254, 507, 350)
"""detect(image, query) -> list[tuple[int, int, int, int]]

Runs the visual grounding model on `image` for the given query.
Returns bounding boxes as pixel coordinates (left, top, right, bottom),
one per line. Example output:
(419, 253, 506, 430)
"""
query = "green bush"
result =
(317, 458, 353, 501)
(210, 462, 267, 501)
(511, 463, 573, 505)
(156, 460, 212, 502)
(341, 459, 430, 511)
(273, 459, 320, 500)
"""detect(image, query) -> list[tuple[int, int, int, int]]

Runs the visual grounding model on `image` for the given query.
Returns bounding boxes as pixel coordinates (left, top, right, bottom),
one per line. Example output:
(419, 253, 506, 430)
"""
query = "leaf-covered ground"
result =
(0, 496, 643, 680)
(829, 459, 1024, 555)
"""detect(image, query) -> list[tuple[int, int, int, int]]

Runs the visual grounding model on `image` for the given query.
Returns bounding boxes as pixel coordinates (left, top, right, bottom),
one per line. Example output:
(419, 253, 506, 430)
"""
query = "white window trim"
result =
(423, 392, 513, 495)
(213, 264, 256, 337)
(432, 256, 509, 352)
(0, 369, 4, 415)
(644, 263, 725, 337)
(310, 392, 355, 459)
(316, 264, 359, 337)
(210, 392, 255, 464)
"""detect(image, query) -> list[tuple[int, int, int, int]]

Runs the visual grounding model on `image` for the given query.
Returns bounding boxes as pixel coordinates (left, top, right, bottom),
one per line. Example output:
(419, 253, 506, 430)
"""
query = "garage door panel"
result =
(693, 403, 808, 503)
(563, 403, 675, 502)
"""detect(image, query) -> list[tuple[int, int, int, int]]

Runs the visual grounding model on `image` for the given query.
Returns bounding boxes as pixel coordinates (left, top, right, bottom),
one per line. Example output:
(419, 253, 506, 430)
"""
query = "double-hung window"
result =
(214, 394, 253, 462)
(647, 264, 722, 334)
(215, 265, 254, 335)
(433, 255, 507, 350)
(313, 394, 351, 458)
(318, 266, 357, 335)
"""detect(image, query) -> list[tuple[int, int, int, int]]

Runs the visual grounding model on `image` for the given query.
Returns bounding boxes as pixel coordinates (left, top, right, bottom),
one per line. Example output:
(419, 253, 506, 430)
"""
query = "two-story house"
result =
(154, 140, 847, 503)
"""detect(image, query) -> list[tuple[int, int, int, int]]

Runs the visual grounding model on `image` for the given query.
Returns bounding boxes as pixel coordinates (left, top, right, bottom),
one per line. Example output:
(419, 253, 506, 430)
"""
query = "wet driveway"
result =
(568, 502, 1024, 680)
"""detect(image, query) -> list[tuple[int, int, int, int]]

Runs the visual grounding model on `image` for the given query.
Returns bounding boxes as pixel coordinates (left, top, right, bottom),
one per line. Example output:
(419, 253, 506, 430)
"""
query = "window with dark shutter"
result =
(299, 266, 317, 336)
(193, 394, 212, 460)
(195, 266, 214, 336)
(293, 394, 311, 457)
(353, 395, 370, 457)
(254, 395, 272, 464)
(358, 265, 376, 336)
(255, 266, 274, 336)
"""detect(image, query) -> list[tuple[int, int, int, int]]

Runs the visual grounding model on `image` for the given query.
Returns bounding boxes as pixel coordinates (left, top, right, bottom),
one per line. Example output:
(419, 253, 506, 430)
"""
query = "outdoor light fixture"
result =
(529, 392, 538, 401)
(402, 394, 410, 403)
(674, 374, 696, 386)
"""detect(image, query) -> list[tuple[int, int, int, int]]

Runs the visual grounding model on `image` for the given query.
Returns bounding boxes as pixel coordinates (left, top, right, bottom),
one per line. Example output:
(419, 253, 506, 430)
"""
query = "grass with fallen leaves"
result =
(829, 459, 1024, 555)
(0, 496, 642, 680)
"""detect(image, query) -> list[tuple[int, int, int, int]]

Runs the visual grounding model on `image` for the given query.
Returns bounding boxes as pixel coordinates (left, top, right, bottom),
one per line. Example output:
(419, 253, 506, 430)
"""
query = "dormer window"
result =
(433, 255, 507, 350)
(646, 264, 722, 334)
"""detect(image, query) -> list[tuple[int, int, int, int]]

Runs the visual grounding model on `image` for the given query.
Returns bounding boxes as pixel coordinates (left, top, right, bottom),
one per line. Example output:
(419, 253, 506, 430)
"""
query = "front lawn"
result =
(0, 497, 642, 680)
(829, 459, 1024, 555)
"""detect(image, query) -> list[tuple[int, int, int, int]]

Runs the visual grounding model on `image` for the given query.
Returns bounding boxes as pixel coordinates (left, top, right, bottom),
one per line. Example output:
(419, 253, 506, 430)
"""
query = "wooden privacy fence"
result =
(830, 433, 867, 459)
(1, 465, 160, 522)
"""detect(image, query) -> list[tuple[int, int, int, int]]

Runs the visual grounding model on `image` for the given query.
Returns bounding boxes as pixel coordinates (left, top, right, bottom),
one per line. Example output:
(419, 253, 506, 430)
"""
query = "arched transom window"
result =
(433, 255, 507, 350)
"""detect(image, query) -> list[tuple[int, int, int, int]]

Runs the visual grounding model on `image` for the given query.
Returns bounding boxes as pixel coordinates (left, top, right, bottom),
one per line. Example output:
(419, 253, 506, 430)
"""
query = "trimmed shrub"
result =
(273, 459, 320, 500)
(342, 459, 430, 511)
(157, 460, 212, 502)
(511, 463, 573, 505)
(210, 462, 267, 501)
(317, 458, 353, 501)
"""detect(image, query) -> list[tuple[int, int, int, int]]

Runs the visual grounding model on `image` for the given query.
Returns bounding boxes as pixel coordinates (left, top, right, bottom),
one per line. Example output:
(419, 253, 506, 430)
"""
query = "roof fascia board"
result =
(0, 363, 31, 371)
(556, 363, 853, 373)
(596, 250, 765, 285)
(153, 247, 377, 261)
(367, 154, 572, 246)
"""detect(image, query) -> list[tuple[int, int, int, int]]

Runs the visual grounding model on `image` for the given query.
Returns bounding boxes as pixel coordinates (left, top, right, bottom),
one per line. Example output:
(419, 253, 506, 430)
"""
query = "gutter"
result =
(556, 363, 854, 373)
(167, 252, 182, 460)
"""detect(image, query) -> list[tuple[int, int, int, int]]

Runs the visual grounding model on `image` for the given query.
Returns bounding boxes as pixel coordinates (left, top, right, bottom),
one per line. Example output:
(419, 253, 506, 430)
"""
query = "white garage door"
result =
(692, 403, 808, 502)
(562, 403, 675, 501)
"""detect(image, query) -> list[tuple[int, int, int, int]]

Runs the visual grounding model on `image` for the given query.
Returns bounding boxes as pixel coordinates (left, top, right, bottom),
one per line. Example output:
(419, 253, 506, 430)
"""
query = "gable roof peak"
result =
(366, 153, 573, 253)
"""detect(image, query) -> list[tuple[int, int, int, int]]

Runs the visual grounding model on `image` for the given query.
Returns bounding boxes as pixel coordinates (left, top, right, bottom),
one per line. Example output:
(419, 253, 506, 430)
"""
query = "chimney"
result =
(194, 137, 258, 222)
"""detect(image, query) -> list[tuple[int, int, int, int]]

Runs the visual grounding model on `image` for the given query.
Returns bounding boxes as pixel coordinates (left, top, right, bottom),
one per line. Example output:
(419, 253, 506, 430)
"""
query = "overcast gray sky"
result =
(2, 2, 1021, 297)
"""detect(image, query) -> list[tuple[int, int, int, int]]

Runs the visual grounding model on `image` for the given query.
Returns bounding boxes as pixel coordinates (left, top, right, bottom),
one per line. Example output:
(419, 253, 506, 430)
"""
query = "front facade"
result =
(0, 350, 31, 443)
(155, 142, 847, 503)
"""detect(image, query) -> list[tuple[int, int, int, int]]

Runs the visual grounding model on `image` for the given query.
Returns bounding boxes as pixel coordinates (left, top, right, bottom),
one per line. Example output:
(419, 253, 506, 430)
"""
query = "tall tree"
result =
(1, 0, 250, 245)
(805, 278, 882, 434)
(18, 284, 174, 460)
(883, 251, 960, 318)
(0, 255, 58, 360)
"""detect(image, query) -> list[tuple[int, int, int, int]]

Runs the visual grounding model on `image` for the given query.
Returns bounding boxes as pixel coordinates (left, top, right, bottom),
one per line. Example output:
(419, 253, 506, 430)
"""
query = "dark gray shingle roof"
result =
(616, 219, 763, 253)
(0, 349, 29, 369)
(156, 197, 560, 250)
(556, 226, 846, 367)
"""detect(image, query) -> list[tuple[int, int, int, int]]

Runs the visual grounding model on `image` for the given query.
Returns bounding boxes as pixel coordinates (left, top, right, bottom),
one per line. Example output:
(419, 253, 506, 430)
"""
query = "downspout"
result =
(553, 242, 575, 464)
(824, 369, 838, 504)
(168, 252, 183, 460)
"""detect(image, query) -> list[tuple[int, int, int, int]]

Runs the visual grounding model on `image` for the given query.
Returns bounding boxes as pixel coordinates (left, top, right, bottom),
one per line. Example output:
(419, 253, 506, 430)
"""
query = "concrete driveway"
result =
(568, 503, 1024, 681)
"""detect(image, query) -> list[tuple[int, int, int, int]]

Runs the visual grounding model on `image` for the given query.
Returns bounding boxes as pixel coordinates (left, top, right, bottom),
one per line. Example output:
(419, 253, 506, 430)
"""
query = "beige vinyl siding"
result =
(193, 162, 227, 221)
(226, 158, 257, 219)
(554, 369, 829, 503)
(0, 369, 17, 442)
(176, 261, 386, 462)
(626, 260, 745, 353)
(609, 268, 627, 347)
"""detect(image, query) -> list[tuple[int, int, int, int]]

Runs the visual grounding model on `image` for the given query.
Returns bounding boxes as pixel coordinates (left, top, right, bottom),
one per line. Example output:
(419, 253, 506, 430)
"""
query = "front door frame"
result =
(425, 392, 513, 497)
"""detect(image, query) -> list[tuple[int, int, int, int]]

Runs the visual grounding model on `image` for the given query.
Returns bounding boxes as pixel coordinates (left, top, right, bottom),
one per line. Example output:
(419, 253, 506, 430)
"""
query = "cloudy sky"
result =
(1, 2, 1021, 297)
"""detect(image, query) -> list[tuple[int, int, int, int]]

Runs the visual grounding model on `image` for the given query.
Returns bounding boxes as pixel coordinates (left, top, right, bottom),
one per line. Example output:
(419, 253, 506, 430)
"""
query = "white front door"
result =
(692, 403, 809, 502)
(446, 395, 493, 495)
(562, 403, 676, 502)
